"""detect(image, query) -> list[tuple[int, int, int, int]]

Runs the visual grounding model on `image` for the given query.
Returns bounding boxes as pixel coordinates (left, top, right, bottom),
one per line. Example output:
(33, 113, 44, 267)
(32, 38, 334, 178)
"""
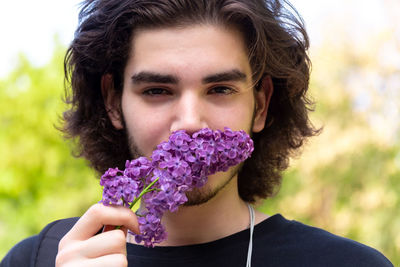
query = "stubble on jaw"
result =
(127, 133, 145, 159)
(183, 165, 240, 206)
(121, 103, 255, 207)
(126, 130, 243, 207)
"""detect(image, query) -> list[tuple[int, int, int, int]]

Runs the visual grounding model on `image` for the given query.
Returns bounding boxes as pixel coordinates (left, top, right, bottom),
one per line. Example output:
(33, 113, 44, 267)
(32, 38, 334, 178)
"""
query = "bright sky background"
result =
(0, 0, 395, 78)
(0, 0, 81, 77)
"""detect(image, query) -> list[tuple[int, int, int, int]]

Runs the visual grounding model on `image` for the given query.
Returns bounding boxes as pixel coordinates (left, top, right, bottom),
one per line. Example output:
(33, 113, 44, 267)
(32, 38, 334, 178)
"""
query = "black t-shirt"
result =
(1, 214, 394, 267)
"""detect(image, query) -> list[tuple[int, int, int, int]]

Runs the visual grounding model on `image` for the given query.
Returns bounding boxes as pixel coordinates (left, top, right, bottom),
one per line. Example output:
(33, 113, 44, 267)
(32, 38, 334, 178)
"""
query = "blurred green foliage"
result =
(1, 36, 399, 266)
(261, 31, 400, 265)
(0, 43, 101, 258)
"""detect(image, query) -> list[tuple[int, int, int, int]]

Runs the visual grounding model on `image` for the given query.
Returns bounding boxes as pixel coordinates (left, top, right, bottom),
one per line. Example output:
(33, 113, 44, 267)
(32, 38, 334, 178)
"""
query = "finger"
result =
(80, 229, 127, 258)
(63, 204, 139, 242)
(84, 254, 128, 267)
(56, 230, 128, 266)
(103, 225, 128, 235)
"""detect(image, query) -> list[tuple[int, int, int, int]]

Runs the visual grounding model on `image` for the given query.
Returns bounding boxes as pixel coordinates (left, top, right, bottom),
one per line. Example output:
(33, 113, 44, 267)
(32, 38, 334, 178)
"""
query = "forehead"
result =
(125, 24, 252, 80)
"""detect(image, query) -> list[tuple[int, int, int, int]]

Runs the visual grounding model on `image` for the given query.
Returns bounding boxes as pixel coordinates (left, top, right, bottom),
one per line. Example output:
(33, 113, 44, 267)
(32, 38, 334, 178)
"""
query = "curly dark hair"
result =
(63, 0, 319, 203)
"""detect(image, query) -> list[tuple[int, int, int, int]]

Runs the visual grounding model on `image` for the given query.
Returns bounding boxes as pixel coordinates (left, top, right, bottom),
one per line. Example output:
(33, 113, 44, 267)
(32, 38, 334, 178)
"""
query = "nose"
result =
(169, 91, 208, 135)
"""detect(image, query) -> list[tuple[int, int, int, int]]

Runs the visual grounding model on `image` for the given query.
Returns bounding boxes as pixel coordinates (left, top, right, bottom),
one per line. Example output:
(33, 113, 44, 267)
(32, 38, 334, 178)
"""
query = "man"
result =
(1, 0, 393, 266)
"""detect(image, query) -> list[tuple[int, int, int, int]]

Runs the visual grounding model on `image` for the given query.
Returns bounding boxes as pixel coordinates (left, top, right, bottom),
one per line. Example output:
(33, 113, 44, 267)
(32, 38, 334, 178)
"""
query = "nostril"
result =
(171, 127, 203, 136)
(181, 128, 198, 136)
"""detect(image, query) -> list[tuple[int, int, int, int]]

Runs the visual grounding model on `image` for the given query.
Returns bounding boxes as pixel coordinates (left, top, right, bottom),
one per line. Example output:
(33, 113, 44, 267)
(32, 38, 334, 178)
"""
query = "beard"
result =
(183, 165, 240, 206)
(120, 107, 253, 207)
(125, 131, 242, 207)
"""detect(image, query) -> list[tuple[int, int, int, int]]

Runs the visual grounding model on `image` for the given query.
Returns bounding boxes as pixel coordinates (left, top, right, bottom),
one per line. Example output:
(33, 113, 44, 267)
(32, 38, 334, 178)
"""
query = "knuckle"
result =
(119, 210, 132, 223)
(58, 229, 75, 249)
(55, 249, 69, 266)
(58, 235, 72, 254)
(55, 253, 63, 266)
(115, 229, 127, 243)
(56, 241, 80, 266)
(113, 254, 128, 266)
(87, 203, 103, 218)
(58, 236, 67, 250)
(108, 230, 126, 250)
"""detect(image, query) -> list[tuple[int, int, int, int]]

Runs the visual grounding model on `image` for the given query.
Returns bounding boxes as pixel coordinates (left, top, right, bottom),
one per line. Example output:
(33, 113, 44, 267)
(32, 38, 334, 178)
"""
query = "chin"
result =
(183, 186, 217, 206)
(184, 168, 238, 206)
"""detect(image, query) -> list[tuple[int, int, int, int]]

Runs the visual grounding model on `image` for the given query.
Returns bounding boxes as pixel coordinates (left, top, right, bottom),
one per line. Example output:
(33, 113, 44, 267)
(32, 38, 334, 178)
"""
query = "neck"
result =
(156, 176, 250, 246)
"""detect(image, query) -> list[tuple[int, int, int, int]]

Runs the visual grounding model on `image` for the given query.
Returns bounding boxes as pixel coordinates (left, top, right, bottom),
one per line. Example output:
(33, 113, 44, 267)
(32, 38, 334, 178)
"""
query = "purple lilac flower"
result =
(134, 212, 167, 247)
(100, 127, 254, 247)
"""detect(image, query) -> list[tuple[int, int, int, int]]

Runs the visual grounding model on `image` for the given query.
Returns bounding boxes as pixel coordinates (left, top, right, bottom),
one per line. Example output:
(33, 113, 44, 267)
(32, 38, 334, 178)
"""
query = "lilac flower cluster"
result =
(100, 127, 254, 247)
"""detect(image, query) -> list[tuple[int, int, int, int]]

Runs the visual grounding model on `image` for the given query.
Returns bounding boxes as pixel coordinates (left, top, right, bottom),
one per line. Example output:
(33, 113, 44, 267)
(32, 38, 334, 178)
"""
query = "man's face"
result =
(107, 24, 269, 205)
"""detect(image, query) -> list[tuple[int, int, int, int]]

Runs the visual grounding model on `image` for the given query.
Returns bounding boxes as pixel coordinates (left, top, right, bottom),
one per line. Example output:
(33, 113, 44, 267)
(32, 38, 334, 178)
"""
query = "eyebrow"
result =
(202, 69, 247, 84)
(131, 72, 179, 84)
(130, 69, 247, 85)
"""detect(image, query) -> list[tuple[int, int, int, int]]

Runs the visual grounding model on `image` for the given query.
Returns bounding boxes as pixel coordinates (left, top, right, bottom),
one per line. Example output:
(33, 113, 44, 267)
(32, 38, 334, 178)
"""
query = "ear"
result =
(252, 75, 273, 133)
(101, 74, 124, 129)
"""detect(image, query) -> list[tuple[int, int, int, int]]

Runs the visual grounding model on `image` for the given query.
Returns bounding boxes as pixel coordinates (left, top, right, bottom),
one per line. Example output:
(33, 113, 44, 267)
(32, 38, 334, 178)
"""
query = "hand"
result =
(55, 203, 139, 267)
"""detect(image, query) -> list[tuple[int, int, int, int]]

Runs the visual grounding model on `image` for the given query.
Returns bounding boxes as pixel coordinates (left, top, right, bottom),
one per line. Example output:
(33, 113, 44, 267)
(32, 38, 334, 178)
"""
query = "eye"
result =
(208, 86, 236, 95)
(142, 87, 171, 96)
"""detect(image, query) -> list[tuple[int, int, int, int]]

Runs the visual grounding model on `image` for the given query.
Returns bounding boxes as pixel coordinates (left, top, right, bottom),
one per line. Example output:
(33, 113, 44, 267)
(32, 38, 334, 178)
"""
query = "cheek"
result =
(122, 101, 170, 157)
(126, 117, 168, 156)
(211, 98, 255, 133)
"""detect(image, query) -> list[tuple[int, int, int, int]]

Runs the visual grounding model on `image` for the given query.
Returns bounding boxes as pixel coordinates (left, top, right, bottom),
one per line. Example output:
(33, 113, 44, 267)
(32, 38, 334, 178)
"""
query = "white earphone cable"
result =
(246, 203, 255, 267)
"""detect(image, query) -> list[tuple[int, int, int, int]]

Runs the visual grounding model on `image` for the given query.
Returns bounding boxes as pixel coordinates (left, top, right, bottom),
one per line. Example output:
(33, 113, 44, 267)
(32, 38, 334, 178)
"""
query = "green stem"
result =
(114, 177, 159, 230)
(129, 177, 159, 209)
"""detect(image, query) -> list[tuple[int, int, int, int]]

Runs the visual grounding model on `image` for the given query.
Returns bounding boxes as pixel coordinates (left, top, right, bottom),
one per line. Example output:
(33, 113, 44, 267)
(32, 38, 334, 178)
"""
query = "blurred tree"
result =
(0, 41, 101, 258)
(260, 6, 400, 265)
